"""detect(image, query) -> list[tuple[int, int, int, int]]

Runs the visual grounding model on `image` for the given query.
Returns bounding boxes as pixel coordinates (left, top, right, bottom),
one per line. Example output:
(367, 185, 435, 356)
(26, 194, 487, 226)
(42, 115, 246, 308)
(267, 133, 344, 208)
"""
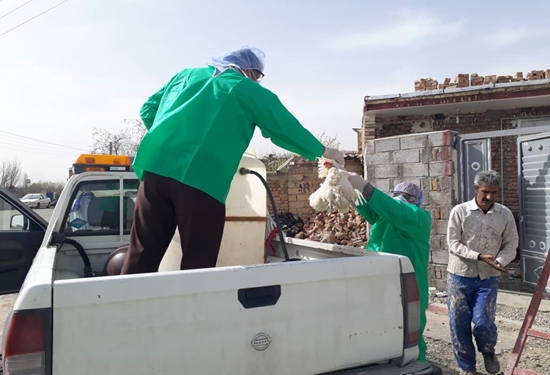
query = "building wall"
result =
(364, 130, 457, 290)
(266, 157, 364, 215)
(369, 105, 550, 230)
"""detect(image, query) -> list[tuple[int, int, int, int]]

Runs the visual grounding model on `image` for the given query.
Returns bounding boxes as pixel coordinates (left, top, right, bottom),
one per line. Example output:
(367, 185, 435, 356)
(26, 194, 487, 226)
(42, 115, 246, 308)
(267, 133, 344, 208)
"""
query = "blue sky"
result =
(1, 0, 550, 183)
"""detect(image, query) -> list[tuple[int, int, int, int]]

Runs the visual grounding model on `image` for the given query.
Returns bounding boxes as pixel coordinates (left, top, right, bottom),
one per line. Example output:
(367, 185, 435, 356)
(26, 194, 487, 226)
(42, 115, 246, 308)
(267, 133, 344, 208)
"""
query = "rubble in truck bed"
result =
(274, 210, 368, 248)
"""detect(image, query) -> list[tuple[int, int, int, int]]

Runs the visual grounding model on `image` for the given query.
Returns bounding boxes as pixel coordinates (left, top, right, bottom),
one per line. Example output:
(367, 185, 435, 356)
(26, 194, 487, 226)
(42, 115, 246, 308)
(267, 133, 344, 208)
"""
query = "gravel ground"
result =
(497, 305, 550, 327)
(426, 335, 550, 375)
(426, 258, 550, 374)
(427, 290, 550, 374)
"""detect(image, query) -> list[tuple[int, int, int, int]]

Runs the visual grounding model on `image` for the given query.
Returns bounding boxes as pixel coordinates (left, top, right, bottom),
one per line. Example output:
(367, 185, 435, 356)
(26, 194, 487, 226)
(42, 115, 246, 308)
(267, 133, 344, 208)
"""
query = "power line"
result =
(0, 0, 34, 21)
(0, 143, 77, 156)
(0, 0, 70, 38)
(0, 131, 85, 151)
(0, 129, 87, 151)
(0, 138, 79, 155)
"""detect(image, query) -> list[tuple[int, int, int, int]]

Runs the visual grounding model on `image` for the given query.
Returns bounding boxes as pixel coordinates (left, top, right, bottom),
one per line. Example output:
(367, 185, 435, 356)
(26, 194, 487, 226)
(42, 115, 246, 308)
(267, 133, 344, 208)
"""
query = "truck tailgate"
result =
(52, 256, 405, 375)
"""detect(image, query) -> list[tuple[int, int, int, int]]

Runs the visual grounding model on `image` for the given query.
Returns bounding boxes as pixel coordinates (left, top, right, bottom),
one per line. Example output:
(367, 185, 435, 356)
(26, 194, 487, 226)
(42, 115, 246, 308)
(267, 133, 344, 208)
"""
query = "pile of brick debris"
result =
(274, 210, 367, 248)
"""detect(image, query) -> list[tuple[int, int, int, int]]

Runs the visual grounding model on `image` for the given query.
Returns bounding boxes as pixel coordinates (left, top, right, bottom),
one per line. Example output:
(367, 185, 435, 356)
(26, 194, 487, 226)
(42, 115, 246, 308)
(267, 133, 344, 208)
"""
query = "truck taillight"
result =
(401, 272, 420, 348)
(3, 309, 51, 375)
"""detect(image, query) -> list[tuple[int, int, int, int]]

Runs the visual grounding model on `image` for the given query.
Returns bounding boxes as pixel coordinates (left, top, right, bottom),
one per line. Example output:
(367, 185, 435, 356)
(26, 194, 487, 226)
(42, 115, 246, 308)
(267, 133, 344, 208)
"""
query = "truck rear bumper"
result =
(322, 361, 442, 375)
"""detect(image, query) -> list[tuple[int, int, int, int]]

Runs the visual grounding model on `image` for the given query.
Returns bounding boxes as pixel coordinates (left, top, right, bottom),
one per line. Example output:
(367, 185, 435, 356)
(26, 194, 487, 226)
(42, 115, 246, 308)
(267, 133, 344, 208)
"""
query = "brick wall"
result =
(267, 173, 289, 213)
(414, 69, 550, 91)
(371, 106, 550, 227)
(266, 157, 364, 215)
(364, 130, 457, 290)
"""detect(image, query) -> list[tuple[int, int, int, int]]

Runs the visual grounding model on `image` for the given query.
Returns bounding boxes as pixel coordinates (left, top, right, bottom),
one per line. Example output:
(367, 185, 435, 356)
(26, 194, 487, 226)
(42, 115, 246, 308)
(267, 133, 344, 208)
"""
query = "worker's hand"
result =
(479, 254, 507, 273)
(322, 147, 345, 166)
(348, 173, 367, 192)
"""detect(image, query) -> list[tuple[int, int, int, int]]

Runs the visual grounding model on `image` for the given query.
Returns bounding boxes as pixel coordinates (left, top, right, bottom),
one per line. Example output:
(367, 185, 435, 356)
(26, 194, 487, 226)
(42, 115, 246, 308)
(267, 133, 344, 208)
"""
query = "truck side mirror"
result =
(10, 214, 28, 230)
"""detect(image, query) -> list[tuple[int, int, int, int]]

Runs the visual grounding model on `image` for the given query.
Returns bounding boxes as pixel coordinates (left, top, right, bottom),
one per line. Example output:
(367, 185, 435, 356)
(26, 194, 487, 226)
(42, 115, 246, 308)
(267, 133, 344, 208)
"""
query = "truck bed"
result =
(51, 255, 406, 374)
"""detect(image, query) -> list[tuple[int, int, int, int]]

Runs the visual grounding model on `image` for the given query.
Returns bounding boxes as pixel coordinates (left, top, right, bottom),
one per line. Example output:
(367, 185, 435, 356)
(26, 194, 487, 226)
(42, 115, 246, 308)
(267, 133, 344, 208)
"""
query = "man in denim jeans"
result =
(446, 170, 519, 375)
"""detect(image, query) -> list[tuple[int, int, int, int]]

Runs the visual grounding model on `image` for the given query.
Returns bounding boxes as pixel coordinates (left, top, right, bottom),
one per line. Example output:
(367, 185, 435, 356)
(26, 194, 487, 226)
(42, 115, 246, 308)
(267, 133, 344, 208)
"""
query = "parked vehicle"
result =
(45, 192, 57, 202)
(20, 193, 51, 209)
(0, 152, 441, 375)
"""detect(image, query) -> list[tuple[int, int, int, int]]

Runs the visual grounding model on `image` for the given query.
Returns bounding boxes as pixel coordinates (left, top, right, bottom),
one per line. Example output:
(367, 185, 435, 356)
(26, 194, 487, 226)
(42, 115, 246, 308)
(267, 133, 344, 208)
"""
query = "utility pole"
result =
(109, 142, 113, 155)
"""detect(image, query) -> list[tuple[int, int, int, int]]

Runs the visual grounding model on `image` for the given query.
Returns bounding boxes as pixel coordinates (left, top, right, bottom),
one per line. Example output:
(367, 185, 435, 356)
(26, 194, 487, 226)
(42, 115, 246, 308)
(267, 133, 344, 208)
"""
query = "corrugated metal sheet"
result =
(519, 133, 550, 291)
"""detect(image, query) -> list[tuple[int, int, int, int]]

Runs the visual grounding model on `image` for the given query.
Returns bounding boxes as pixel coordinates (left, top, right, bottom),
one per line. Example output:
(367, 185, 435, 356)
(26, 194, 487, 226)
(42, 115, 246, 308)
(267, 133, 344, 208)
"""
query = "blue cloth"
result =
(447, 272, 499, 371)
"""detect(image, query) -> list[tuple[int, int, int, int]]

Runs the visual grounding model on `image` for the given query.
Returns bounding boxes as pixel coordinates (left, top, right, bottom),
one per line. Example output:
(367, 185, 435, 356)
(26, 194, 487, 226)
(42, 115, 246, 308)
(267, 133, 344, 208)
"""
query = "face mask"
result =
(394, 195, 411, 204)
(394, 195, 408, 203)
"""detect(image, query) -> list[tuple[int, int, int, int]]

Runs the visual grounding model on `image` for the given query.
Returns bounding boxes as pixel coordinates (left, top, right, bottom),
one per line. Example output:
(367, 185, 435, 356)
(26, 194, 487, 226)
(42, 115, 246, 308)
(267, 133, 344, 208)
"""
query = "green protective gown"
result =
(355, 188, 432, 362)
(133, 65, 325, 204)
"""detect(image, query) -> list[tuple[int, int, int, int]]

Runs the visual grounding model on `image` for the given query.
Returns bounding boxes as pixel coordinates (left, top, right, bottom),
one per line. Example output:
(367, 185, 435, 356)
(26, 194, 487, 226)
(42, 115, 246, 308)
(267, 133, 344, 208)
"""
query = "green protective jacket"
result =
(133, 66, 325, 204)
(355, 188, 432, 362)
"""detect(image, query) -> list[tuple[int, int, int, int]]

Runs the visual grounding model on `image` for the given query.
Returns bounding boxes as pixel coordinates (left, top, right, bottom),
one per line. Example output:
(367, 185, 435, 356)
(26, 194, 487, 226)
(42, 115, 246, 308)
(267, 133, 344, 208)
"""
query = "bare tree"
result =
(122, 118, 146, 154)
(0, 158, 23, 189)
(89, 118, 146, 155)
(316, 130, 341, 150)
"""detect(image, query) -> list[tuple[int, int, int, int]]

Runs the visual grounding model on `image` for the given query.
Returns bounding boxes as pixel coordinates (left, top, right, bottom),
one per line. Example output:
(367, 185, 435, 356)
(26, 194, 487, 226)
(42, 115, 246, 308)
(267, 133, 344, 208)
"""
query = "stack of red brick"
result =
(414, 69, 550, 92)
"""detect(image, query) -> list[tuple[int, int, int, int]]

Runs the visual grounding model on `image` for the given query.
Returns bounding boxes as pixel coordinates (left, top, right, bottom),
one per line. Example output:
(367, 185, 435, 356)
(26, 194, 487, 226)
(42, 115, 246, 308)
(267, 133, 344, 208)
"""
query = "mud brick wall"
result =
(266, 157, 364, 215)
(364, 130, 458, 291)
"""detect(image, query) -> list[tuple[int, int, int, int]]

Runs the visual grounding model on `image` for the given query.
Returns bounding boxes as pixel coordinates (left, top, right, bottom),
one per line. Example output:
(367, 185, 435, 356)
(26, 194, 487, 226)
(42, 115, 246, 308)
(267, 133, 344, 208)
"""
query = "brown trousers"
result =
(120, 172, 226, 274)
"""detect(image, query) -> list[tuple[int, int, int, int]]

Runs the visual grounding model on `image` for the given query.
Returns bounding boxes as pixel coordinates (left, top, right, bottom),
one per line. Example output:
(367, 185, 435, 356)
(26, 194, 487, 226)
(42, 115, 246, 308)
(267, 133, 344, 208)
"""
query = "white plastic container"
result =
(159, 148, 268, 271)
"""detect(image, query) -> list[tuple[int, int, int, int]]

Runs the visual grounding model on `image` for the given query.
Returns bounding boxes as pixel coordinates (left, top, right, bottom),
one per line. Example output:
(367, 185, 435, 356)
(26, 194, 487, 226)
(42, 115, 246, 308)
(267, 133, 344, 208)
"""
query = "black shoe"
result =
(482, 352, 500, 374)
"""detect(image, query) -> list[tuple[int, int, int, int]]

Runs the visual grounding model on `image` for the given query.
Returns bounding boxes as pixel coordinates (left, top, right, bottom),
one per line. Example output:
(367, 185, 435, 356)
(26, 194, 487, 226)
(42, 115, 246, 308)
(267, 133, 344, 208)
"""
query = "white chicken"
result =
(309, 158, 360, 213)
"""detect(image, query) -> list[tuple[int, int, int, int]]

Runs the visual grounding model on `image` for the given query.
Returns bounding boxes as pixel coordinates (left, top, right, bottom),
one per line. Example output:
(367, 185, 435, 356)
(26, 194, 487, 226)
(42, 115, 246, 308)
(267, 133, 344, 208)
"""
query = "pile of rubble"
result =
(274, 210, 368, 248)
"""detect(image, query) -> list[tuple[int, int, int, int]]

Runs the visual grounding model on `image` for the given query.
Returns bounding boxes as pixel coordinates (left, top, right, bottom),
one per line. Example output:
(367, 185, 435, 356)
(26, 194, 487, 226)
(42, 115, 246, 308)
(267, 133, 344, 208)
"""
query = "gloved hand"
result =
(322, 147, 345, 166)
(348, 173, 367, 192)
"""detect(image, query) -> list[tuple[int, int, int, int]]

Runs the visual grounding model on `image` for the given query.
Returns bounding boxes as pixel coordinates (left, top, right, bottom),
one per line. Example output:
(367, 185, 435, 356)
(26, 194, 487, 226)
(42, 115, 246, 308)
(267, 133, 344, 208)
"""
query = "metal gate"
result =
(458, 138, 492, 203)
(457, 124, 550, 205)
(518, 132, 550, 291)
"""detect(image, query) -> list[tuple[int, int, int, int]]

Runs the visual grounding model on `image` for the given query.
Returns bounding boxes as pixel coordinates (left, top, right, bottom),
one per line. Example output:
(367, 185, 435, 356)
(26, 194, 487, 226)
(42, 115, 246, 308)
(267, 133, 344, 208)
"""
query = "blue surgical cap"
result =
(392, 182, 424, 206)
(210, 46, 266, 75)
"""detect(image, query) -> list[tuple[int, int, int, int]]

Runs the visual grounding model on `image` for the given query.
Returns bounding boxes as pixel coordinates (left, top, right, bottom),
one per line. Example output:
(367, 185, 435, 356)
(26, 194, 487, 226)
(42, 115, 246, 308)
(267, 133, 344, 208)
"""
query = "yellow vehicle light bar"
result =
(74, 154, 131, 166)
(71, 154, 134, 175)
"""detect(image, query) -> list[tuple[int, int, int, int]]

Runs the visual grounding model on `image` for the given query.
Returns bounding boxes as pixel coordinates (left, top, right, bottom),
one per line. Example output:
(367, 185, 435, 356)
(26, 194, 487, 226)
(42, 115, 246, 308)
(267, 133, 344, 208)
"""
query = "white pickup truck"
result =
(0, 152, 442, 375)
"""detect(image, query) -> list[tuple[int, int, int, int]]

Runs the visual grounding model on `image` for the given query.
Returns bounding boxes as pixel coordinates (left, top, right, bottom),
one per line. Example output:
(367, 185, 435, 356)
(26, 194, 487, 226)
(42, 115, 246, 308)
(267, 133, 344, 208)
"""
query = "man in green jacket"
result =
(121, 46, 344, 275)
(348, 174, 432, 362)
